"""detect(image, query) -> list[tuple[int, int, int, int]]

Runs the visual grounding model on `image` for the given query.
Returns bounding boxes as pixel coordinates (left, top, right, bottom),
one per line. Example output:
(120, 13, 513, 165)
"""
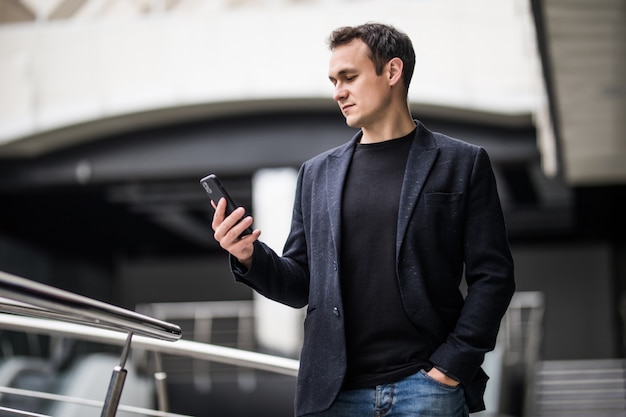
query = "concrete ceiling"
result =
(533, 0, 626, 186)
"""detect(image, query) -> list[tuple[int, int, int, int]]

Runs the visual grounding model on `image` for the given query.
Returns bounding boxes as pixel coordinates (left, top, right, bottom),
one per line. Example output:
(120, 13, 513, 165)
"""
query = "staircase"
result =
(529, 359, 626, 417)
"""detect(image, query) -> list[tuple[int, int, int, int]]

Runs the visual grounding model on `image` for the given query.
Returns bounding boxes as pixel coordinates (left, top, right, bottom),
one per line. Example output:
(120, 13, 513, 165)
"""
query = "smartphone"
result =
(200, 173, 252, 236)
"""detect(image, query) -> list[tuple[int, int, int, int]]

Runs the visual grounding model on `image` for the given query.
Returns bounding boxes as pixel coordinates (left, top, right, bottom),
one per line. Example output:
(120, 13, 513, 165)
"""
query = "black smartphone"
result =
(200, 173, 252, 236)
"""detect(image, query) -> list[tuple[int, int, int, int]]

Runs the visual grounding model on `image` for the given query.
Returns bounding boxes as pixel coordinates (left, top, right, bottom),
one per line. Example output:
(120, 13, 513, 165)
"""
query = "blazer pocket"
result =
(421, 192, 464, 241)
(423, 192, 463, 203)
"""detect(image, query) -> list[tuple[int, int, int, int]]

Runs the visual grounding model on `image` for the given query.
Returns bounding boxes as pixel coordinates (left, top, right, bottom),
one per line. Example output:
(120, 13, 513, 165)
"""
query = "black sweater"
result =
(340, 129, 430, 389)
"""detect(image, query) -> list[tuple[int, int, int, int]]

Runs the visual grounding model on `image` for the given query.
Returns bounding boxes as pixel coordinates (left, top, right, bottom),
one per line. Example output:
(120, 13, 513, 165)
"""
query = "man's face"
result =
(328, 39, 393, 130)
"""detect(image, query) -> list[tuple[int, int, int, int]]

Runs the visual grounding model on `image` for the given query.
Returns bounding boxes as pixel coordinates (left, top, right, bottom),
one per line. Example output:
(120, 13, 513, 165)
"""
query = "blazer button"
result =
(333, 307, 340, 317)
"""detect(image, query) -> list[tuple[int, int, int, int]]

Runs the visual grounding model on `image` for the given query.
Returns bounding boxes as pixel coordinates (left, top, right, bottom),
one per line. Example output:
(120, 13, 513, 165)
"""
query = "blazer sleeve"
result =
(230, 166, 311, 309)
(429, 147, 515, 385)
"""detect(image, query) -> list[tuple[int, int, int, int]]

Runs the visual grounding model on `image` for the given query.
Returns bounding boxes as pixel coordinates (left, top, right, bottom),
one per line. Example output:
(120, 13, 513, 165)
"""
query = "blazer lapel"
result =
(396, 124, 439, 256)
(325, 131, 361, 257)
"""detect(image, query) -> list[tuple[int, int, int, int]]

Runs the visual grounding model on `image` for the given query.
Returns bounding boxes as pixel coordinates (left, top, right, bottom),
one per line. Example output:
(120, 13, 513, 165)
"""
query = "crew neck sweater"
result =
(340, 129, 430, 389)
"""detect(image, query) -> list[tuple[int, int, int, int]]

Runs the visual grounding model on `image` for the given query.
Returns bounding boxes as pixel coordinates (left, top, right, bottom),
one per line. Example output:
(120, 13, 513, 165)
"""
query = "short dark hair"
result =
(328, 23, 416, 95)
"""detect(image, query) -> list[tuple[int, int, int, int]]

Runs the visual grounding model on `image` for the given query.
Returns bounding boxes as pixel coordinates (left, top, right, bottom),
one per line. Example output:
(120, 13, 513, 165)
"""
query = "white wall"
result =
(0, 0, 545, 153)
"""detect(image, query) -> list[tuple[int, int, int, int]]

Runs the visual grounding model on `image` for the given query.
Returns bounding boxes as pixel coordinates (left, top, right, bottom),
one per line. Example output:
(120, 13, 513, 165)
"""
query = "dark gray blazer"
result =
(232, 121, 515, 416)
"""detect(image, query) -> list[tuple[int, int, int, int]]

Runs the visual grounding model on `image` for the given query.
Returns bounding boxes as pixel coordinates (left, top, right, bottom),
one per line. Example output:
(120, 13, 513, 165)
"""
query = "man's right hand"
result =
(211, 197, 260, 270)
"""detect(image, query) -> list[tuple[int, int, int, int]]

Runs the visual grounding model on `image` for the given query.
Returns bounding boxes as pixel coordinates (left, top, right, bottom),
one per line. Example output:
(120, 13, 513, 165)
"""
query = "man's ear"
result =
(387, 57, 404, 86)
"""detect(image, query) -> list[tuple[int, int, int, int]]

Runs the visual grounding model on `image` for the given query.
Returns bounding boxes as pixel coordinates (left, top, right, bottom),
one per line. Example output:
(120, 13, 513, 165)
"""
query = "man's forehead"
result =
(329, 40, 373, 73)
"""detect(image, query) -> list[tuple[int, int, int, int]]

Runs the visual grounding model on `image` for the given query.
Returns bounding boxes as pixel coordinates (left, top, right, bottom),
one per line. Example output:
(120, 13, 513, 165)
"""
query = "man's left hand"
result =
(427, 367, 460, 387)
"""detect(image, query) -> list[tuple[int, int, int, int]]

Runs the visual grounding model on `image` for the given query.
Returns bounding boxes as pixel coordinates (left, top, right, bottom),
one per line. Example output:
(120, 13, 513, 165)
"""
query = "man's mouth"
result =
(341, 104, 354, 113)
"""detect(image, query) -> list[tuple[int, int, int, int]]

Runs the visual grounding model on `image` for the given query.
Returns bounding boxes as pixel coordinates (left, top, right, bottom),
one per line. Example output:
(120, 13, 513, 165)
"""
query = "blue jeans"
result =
(305, 369, 469, 417)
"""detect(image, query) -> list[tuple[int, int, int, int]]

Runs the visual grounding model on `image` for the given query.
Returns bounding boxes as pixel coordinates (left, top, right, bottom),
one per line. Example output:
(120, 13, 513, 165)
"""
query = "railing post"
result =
(101, 332, 133, 417)
(154, 351, 169, 412)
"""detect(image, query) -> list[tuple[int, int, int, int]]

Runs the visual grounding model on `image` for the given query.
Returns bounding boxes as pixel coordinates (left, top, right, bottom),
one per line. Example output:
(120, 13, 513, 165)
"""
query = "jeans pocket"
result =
(419, 369, 460, 390)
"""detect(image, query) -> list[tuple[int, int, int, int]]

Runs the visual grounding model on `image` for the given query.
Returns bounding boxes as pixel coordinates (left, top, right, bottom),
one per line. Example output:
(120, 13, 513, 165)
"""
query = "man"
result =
(212, 23, 515, 417)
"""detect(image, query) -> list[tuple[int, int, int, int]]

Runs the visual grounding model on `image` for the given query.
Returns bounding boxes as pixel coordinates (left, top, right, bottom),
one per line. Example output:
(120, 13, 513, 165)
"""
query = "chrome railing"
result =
(0, 270, 298, 417)
(0, 314, 299, 377)
(0, 270, 183, 416)
(0, 271, 182, 342)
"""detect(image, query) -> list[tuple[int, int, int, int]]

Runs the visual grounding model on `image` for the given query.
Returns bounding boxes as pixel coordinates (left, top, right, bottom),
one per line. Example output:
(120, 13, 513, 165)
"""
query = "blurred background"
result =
(0, 0, 624, 416)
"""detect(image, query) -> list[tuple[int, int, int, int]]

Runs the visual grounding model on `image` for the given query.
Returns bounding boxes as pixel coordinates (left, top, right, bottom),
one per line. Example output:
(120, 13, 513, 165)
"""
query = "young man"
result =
(212, 23, 515, 417)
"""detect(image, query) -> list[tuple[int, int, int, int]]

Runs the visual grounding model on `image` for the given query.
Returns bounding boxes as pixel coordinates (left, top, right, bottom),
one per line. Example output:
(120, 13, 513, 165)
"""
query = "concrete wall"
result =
(0, 0, 545, 155)
(512, 242, 617, 359)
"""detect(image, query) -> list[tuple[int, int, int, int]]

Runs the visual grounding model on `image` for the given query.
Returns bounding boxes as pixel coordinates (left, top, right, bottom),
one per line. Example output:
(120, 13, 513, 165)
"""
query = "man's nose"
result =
(333, 84, 347, 102)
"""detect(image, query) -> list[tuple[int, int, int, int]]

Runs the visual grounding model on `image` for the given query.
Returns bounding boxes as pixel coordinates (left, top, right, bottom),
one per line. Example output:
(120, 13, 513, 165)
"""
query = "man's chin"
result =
(344, 116, 359, 128)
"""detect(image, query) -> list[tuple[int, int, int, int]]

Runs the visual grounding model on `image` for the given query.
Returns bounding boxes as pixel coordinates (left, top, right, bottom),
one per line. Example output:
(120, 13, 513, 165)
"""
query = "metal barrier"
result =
(0, 270, 299, 416)
(0, 270, 183, 417)
(0, 271, 182, 342)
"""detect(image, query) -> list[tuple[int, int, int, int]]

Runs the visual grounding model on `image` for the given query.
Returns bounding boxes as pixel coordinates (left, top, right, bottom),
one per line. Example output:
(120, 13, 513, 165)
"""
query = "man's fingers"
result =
(213, 203, 251, 241)
(211, 198, 226, 228)
(221, 207, 246, 234)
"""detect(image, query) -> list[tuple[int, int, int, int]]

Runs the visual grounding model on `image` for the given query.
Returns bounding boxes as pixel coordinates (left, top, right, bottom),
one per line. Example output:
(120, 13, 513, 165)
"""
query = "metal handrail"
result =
(0, 270, 184, 416)
(0, 313, 299, 377)
(0, 313, 299, 416)
(0, 271, 182, 342)
(0, 269, 299, 416)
